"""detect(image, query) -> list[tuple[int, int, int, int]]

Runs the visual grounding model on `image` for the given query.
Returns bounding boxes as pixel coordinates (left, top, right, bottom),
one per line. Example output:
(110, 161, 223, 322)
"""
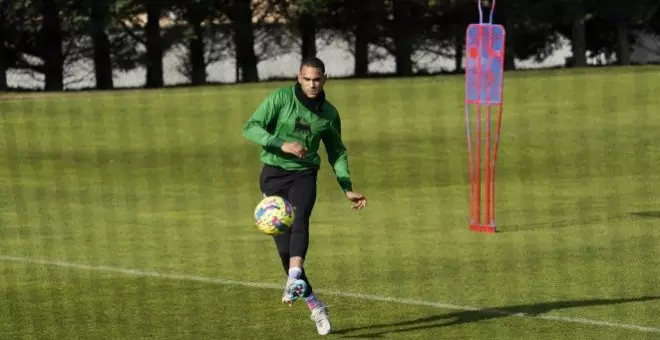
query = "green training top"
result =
(242, 84, 353, 193)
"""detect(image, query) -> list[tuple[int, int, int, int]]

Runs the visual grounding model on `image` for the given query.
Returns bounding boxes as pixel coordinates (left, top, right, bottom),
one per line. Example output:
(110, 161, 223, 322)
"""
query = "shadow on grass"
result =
(334, 296, 660, 338)
(497, 214, 628, 233)
(499, 211, 660, 233)
(629, 211, 660, 219)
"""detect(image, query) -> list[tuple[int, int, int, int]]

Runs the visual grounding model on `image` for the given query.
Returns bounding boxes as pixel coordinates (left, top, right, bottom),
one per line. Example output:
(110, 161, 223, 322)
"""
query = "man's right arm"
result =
(242, 90, 286, 148)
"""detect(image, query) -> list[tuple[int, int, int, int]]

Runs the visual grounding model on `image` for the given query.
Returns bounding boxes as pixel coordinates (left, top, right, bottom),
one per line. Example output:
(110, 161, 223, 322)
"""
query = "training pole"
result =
(465, 0, 505, 233)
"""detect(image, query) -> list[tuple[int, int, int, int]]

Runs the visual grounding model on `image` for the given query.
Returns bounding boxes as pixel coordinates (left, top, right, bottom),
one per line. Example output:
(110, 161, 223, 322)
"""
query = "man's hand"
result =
(345, 191, 367, 210)
(281, 142, 307, 158)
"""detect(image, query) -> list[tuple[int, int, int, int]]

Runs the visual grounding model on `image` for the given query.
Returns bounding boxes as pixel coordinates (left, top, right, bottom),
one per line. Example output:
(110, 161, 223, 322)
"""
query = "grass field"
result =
(1, 66, 660, 339)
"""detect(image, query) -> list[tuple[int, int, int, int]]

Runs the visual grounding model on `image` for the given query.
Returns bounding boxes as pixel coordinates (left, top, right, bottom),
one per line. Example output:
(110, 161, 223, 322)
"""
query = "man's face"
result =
(297, 66, 326, 99)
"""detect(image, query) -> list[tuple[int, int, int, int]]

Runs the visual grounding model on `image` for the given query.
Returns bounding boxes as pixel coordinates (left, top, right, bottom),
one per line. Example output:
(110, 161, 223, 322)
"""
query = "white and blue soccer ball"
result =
(253, 196, 294, 236)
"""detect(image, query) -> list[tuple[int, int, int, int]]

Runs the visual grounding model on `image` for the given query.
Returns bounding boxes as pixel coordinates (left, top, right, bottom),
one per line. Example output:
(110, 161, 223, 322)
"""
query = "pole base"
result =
(469, 224, 497, 233)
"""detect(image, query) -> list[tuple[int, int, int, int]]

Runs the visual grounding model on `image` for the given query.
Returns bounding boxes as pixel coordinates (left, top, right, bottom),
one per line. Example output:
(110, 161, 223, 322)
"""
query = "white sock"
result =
(288, 267, 302, 280)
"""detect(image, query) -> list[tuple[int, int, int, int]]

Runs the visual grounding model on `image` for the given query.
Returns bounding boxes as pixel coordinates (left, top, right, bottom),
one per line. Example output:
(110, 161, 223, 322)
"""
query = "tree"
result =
(294, 0, 320, 59)
(312, 0, 386, 77)
(426, 0, 476, 72)
(229, 0, 259, 83)
(114, 0, 180, 88)
(595, 0, 659, 65)
(550, 0, 596, 67)
(494, 0, 565, 70)
(144, 0, 164, 88)
(41, 0, 65, 91)
(0, 0, 7, 91)
(391, 0, 415, 76)
(169, 0, 221, 85)
(86, 0, 115, 89)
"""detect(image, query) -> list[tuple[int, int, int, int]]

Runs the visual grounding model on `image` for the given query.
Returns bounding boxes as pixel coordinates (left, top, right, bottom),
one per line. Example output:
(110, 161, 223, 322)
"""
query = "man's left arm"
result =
(322, 114, 353, 193)
(322, 114, 367, 210)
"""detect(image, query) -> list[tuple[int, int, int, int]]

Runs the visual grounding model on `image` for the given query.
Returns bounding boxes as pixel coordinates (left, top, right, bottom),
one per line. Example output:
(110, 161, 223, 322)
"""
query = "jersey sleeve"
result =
(241, 89, 286, 148)
(322, 113, 353, 193)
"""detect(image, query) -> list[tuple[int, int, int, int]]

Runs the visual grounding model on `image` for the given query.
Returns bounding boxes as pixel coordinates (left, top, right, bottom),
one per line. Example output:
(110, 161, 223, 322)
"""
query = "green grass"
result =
(1, 65, 660, 339)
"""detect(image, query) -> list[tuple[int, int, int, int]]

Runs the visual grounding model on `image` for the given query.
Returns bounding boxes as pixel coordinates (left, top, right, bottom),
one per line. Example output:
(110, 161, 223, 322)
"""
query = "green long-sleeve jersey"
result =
(242, 84, 353, 193)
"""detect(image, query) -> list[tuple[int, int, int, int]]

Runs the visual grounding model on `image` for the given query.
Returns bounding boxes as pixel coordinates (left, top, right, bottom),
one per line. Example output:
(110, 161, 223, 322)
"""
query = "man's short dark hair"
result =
(300, 57, 325, 74)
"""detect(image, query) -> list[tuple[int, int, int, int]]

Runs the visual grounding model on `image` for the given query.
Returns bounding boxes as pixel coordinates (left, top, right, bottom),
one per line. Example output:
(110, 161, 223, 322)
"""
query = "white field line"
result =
(1, 255, 659, 334)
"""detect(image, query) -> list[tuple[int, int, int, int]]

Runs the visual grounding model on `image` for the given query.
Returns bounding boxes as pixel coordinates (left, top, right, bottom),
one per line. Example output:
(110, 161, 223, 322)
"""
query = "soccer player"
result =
(241, 57, 367, 335)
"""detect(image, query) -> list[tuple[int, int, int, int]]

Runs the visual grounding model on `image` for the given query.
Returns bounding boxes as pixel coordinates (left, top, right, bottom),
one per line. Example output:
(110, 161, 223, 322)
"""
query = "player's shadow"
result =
(334, 296, 660, 338)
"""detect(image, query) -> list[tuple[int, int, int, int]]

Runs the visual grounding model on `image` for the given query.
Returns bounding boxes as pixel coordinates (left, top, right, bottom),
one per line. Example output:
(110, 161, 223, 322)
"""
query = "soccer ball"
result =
(253, 196, 294, 236)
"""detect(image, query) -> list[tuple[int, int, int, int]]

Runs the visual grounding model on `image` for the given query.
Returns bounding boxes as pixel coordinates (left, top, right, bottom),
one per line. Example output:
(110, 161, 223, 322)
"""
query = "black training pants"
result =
(259, 164, 318, 296)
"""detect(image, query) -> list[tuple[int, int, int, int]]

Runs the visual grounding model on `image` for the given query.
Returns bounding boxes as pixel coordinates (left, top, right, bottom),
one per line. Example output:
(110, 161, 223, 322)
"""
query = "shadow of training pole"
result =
(465, 0, 506, 234)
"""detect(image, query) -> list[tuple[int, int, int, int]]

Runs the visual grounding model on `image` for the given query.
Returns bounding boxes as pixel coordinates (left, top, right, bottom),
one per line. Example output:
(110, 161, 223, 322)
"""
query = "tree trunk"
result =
(298, 11, 316, 60)
(453, 25, 463, 73)
(232, 0, 259, 83)
(42, 0, 64, 91)
(187, 4, 206, 85)
(570, 2, 587, 67)
(392, 0, 413, 76)
(353, 22, 369, 77)
(0, 7, 7, 91)
(353, 1, 372, 77)
(615, 22, 631, 65)
(145, 0, 164, 88)
(235, 60, 240, 83)
(189, 25, 206, 85)
(90, 0, 114, 90)
(503, 7, 516, 70)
